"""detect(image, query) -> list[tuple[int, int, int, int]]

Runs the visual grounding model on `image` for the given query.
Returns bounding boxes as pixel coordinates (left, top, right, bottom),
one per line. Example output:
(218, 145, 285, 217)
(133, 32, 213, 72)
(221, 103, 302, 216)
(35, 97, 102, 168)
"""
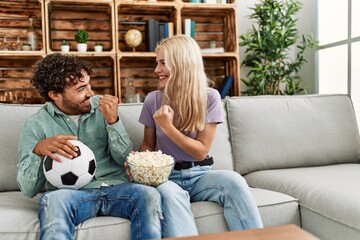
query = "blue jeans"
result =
(38, 183, 162, 240)
(157, 166, 263, 238)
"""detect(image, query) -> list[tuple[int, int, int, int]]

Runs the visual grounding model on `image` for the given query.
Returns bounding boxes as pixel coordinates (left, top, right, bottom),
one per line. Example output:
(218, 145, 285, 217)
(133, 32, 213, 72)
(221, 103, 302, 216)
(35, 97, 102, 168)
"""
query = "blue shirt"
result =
(139, 88, 223, 162)
(17, 95, 132, 198)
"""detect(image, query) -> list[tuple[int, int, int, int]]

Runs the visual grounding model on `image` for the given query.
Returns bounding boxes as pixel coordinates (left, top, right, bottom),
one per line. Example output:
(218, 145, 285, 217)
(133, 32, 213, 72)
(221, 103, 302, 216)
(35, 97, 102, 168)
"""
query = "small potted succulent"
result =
(94, 42, 103, 52)
(60, 40, 70, 53)
(75, 29, 89, 52)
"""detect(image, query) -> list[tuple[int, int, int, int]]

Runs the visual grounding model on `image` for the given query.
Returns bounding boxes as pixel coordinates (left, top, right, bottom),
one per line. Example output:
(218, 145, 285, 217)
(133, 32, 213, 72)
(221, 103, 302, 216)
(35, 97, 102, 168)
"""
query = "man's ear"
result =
(48, 91, 60, 101)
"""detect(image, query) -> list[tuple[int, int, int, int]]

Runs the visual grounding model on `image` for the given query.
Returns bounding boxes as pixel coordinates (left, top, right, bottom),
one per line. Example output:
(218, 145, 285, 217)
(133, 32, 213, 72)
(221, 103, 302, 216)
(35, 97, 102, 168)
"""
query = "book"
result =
(167, 22, 174, 37)
(164, 22, 169, 38)
(200, 47, 224, 54)
(190, 20, 195, 39)
(159, 22, 166, 41)
(145, 19, 159, 52)
(183, 18, 191, 37)
(218, 75, 234, 99)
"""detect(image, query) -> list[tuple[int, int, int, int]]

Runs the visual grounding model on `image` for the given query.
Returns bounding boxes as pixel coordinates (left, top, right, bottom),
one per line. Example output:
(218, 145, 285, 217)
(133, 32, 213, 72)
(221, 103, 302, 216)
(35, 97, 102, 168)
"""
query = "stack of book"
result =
(146, 19, 174, 52)
(183, 18, 195, 38)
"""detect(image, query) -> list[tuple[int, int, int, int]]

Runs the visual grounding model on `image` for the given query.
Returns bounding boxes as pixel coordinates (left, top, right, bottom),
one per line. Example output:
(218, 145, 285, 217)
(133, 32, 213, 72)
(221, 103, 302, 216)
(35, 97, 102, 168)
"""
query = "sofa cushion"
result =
(0, 104, 43, 191)
(226, 94, 360, 175)
(0, 187, 300, 240)
(249, 188, 300, 227)
(0, 191, 130, 240)
(244, 164, 360, 239)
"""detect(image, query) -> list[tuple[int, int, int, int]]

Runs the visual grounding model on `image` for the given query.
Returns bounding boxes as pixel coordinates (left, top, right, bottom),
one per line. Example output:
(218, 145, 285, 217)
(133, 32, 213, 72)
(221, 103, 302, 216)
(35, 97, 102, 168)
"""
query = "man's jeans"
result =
(38, 183, 162, 240)
(157, 166, 263, 238)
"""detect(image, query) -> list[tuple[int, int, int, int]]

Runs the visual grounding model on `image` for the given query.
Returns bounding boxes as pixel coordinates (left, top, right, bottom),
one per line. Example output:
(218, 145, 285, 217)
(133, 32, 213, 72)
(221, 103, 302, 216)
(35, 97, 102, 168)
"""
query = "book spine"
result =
(146, 19, 159, 52)
(183, 18, 191, 37)
(168, 22, 174, 37)
(191, 20, 195, 39)
(159, 22, 166, 41)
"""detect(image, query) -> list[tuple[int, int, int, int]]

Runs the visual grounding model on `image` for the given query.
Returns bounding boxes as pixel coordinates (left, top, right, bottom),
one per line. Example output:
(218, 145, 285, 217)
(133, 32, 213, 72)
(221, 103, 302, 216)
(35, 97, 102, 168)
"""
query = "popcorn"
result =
(126, 150, 174, 187)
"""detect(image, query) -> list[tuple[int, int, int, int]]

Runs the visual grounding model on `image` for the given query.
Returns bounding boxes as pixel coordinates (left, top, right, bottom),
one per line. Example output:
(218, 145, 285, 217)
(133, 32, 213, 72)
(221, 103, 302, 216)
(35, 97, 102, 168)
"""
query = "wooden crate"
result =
(0, 55, 117, 103)
(203, 56, 240, 96)
(0, 0, 45, 52)
(0, 56, 43, 104)
(181, 0, 236, 3)
(116, 2, 178, 52)
(117, 55, 158, 103)
(83, 55, 117, 97)
(115, 0, 175, 3)
(181, 5, 237, 51)
(45, 0, 115, 53)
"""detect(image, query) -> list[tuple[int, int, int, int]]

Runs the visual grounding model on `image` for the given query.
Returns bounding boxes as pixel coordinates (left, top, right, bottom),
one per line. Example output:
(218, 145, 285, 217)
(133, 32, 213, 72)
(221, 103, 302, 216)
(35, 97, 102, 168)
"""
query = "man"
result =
(17, 53, 162, 240)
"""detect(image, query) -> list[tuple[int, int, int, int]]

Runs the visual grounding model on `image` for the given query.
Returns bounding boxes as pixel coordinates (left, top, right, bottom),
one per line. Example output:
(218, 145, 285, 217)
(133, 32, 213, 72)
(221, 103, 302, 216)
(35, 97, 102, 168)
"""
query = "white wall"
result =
(236, 0, 316, 94)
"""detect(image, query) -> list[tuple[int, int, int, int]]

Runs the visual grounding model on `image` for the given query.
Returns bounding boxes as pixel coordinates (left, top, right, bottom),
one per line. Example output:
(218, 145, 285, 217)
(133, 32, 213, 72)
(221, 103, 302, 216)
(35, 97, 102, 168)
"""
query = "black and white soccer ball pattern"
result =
(43, 140, 96, 189)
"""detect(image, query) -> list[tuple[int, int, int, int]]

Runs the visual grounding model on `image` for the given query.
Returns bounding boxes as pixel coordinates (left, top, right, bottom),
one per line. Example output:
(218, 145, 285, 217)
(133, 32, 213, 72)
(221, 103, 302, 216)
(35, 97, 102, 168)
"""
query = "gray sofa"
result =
(1, 94, 359, 240)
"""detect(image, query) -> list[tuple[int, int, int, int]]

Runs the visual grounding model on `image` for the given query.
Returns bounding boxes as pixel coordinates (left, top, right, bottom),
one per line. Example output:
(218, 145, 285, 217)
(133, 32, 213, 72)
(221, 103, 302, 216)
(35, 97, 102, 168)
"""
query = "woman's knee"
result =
(132, 184, 162, 206)
(157, 181, 190, 203)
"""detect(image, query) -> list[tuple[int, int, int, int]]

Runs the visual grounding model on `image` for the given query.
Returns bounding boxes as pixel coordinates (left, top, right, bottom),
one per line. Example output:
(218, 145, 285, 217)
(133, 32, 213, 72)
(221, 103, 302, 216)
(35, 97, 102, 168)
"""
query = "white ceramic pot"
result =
(77, 43, 87, 52)
(94, 45, 103, 52)
(61, 45, 70, 53)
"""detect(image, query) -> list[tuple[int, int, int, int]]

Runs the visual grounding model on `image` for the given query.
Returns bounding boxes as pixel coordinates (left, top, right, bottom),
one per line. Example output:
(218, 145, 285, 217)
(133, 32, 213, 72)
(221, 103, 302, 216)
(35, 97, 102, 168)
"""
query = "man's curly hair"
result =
(31, 53, 93, 102)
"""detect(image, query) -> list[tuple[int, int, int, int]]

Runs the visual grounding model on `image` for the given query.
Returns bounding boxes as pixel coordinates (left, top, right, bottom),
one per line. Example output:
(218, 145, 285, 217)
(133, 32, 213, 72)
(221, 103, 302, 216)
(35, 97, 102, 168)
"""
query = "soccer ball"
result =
(43, 140, 96, 189)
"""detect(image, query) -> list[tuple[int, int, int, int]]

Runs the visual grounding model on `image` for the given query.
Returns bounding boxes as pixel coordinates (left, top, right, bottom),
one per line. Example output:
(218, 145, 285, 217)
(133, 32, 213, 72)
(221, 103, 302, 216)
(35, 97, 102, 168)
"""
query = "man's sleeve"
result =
(17, 121, 46, 198)
(106, 119, 133, 166)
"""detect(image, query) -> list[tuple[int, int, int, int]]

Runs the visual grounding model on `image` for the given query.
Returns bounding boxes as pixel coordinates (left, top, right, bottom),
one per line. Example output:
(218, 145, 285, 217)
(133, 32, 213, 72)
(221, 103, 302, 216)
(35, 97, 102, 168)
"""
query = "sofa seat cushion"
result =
(0, 191, 130, 240)
(1, 187, 299, 239)
(249, 188, 300, 227)
(244, 164, 360, 239)
(192, 187, 299, 234)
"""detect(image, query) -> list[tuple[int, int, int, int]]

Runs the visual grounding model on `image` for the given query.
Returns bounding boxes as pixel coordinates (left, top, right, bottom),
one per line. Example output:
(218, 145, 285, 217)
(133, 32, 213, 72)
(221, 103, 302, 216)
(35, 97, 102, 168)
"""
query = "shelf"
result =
(203, 56, 240, 96)
(116, 2, 178, 52)
(117, 55, 158, 103)
(0, 55, 43, 103)
(0, 0, 45, 53)
(0, 0, 240, 104)
(45, 0, 116, 53)
(181, 5, 237, 51)
(82, 55, 118, 97)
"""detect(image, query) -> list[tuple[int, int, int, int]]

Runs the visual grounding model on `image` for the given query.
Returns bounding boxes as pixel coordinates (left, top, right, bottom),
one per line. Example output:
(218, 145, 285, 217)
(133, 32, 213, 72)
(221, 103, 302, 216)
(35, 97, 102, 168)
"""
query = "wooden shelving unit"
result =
(0, 0, 240, 103)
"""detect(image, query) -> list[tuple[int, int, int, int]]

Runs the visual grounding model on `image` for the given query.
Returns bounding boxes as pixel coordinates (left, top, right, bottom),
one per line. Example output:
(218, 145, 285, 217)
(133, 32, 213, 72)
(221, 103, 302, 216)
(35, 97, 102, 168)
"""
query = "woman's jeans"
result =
(38, 183, 162, 240)
(157, 166, 263, 238)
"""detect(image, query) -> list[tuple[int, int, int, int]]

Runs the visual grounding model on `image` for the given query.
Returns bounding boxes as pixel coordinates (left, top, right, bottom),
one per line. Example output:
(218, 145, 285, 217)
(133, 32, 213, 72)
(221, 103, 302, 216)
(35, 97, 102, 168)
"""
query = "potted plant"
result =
(60, 40, 70, 53)
(75, 29, 89, 52)
(94, 42, 103, 52)
(239, 0, 317, 95)
(22, 43, 31, 51)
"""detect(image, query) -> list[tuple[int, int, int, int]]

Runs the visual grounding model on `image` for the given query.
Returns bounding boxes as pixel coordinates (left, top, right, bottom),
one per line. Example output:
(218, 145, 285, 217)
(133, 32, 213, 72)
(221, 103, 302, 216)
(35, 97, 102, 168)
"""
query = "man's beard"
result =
(62, 96, 91, 115)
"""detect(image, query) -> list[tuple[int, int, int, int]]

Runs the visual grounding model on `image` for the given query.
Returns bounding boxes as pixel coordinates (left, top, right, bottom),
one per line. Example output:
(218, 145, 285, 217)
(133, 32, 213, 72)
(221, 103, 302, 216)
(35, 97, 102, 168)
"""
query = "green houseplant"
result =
(75, 29, 89, 52)
(239, 0, 317, 95)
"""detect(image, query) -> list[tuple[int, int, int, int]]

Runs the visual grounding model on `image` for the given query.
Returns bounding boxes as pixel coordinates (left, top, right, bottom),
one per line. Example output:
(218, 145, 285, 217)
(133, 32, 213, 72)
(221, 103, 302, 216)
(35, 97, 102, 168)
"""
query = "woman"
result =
(138, 35, 263, 237)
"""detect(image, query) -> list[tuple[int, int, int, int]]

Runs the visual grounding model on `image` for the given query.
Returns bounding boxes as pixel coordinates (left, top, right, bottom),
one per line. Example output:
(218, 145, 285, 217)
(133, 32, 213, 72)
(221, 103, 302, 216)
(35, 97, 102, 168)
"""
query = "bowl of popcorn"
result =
(126, 150, 175, 187)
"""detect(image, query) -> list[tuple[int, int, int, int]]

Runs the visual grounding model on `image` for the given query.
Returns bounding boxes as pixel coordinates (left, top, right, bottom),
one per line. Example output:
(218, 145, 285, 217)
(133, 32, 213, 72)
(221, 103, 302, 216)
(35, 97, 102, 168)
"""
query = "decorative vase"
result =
(61, 45, 70, 53)
(77, 43, 87, 52)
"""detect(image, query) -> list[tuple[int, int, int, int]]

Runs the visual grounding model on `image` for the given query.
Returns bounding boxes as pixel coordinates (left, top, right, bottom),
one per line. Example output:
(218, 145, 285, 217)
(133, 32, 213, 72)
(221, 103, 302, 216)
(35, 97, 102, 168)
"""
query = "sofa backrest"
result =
(118, 102, 234, 171)
(0, 101, 234, 191)
(226, 94, 360, 175)
(0, 104, 43, 191)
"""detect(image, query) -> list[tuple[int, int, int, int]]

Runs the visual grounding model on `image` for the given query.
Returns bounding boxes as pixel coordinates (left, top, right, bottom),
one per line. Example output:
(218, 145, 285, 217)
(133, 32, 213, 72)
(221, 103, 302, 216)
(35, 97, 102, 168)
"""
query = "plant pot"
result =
(94, 45, 103, 52)
(61, 45, 70, 53)
(77, 43, 87, 52)
(22, 44, 31, 51)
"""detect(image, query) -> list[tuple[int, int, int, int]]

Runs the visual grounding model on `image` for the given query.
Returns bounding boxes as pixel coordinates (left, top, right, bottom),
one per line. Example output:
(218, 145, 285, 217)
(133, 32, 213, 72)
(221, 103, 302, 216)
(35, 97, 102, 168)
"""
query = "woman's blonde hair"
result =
(155, 35, 209, 133)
